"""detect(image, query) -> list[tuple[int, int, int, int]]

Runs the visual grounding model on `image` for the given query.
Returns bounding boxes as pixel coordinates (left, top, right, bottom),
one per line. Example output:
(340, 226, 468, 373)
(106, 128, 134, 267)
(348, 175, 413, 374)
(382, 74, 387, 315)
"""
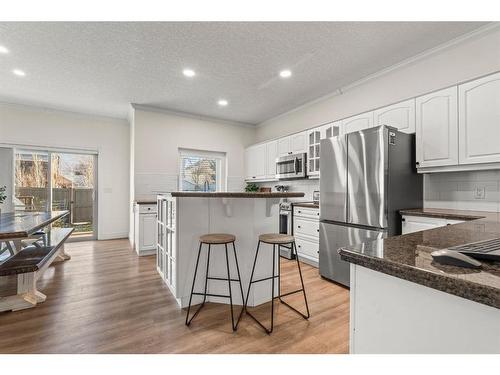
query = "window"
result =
(178, 149, 226, 192)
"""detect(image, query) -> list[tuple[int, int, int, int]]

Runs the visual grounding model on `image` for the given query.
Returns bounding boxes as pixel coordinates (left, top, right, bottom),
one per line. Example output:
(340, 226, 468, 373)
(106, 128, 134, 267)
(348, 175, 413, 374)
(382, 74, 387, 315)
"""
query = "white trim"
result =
(418, 162, 500, 174)
(98, 232, 129, 240)
(257, 22, 500, 128)
(0, 142, 99, 155)
(131, 103, 255, 128)
(0, 100, 127, 123)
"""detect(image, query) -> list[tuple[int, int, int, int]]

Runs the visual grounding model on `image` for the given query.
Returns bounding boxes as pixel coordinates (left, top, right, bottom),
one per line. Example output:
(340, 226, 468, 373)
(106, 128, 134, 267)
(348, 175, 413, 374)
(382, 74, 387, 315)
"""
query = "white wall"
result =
(256, 25, 500, 142)
(0, 147, 14, 212)
(424, 171, 500, 212)
(0, 102, 130, 240)
(132, 106, 255, 200)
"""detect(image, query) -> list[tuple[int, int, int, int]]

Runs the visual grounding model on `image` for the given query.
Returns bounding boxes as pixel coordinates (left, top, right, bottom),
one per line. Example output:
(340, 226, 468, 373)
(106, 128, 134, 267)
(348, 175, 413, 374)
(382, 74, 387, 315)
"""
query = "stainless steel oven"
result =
(278, 202, 295, 259)
(276, 153, 307, 180)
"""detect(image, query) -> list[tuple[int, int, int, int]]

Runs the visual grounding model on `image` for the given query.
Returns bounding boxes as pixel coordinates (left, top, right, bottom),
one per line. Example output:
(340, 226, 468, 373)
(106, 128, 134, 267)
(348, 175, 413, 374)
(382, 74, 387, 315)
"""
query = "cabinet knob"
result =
(298, 225, 301, 228)
(298, 245, 301, 248)
(298, 210, 301, 213)
(416, 162, 420, 166)
(317, 229, 319, 232)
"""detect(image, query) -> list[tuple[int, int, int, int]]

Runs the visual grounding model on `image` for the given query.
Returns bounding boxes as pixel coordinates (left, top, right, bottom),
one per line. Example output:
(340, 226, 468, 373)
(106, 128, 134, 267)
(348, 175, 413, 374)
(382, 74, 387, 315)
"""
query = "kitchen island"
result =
(156, 192, 304, 308)
(340, 209, 500, 354)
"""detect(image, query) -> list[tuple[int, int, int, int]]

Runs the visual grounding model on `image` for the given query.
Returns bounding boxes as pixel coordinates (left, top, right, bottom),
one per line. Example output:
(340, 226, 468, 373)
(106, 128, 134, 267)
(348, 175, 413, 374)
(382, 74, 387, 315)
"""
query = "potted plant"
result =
(245, 183, 259, 192)
(0, 185, 6, 215)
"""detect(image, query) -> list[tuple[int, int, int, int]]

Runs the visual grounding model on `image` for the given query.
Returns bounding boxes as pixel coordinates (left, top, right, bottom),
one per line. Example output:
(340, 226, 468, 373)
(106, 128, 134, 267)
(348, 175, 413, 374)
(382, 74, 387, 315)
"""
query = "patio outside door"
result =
(14, 149, 97, 240)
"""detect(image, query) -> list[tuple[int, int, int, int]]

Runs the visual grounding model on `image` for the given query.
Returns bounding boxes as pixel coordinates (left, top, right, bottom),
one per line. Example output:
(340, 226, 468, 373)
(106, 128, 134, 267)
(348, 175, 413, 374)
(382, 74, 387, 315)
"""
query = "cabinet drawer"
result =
(138, 204, 157, 213)
(295, 237, 319, 260)
(293, 206, 320, 220)
(294, 217, 319, 239)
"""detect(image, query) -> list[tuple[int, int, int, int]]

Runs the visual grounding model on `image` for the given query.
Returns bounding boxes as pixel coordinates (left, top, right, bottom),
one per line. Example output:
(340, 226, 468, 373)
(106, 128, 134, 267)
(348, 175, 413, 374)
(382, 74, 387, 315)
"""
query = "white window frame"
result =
(178, 148, 227, 192)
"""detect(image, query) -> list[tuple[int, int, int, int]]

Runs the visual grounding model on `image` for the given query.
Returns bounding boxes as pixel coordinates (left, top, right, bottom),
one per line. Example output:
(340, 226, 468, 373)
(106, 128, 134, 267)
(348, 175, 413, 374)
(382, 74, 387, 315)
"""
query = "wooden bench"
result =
(0, 227, 73, 312)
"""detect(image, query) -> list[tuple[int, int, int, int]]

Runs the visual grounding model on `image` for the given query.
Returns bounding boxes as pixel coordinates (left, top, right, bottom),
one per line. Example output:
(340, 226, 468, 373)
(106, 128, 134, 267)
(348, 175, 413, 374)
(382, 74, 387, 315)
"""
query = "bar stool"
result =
(244, 233, 310, 334)
(185, 233, 245, 331)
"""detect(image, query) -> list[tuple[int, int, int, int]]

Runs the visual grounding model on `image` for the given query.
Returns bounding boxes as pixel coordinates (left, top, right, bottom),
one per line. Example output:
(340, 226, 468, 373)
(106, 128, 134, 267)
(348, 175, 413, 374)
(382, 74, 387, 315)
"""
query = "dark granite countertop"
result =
(0, 211, 69, 240)
(293, 202, 319, 209)
(399, 208, 490, 221)
(170, 192, 305, 198)
(340, 209, 500, 309)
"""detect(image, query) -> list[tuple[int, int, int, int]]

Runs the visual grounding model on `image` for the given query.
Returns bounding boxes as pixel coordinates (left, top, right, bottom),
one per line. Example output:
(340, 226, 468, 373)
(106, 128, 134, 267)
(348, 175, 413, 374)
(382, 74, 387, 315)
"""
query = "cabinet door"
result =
(278, 136, 291, 156)
(321, 121, 341, 138)
(245, 145, 266, 180)
(374, 99, 416, 134)
(244, 147, 254, 179)
(140, 214, 157, 250)
(266, 140, 278, 179)
(307, 127, 322, 175)
(341, 111, 374, 134)
(416, 87, 458, 168)
(291, 131, 307, 154)
(459, 72, 500, 165)
(401, 215, 446, 234)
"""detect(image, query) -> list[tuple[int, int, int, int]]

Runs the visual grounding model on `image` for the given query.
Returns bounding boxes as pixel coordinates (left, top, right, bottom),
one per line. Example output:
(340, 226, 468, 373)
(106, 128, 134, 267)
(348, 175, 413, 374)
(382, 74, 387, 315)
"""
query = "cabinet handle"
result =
(317, 229, 319, 232)
(298, 225, 301, 228)
(298, 245, 301, 248)
(416, 162, 420, 166)
(298, 210, 301, 213)
(317, 250, 319, 254)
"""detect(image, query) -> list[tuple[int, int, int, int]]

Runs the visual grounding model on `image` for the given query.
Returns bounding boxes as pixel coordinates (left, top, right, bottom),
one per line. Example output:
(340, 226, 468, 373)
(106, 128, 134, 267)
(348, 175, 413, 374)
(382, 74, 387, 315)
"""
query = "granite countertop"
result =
(339, 208, 500, 309)
(399, 208, 494, 221)
(293, 202, 319, 209)
(0, 211, 69, 240)
(170, 192, 305, 198)
(134, 200, 157, 205)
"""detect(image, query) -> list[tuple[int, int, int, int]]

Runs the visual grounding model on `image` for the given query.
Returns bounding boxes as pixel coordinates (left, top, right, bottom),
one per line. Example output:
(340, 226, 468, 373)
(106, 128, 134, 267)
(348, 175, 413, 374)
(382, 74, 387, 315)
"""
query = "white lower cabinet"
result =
(134, 203, 157, 256)
(293, 205, 319, 266)
(401, 215, 464, 235)
(157, 195, 178, 295)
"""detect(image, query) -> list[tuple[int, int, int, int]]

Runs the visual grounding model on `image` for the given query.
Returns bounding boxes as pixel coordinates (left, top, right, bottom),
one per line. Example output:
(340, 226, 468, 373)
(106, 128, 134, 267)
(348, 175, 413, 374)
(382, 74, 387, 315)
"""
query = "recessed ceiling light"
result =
(0, 45, 9, 54)
(183, 68, 196, 77)
(217, 99, 228, 107)
(12, 69, 26, 77)
(279, 69, 292, 78)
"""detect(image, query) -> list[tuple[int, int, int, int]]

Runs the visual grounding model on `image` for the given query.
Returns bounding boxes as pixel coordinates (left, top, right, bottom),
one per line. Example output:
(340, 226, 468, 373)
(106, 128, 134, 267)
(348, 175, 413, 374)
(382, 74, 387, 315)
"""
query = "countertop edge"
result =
(339, 248, 500, 309)
(399, 208, 485, 221)
(169, 192, 305, 198)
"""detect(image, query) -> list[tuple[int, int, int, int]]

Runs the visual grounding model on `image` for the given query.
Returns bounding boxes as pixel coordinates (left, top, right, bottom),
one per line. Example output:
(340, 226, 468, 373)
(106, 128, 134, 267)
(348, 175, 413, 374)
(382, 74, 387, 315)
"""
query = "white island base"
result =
(350, 264, 500, 354)
(156, 194, 296, 309)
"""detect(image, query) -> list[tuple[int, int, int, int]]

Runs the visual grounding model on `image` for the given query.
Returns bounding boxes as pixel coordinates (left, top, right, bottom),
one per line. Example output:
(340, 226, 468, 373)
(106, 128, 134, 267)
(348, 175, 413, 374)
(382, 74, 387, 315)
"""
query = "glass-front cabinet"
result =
(307, 127, 321, 176)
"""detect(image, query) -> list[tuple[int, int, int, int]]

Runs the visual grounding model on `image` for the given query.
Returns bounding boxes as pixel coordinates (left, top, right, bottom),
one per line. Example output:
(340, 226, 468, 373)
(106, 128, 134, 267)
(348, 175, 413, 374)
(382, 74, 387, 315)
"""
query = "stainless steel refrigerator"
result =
(319, 125, 422, 287)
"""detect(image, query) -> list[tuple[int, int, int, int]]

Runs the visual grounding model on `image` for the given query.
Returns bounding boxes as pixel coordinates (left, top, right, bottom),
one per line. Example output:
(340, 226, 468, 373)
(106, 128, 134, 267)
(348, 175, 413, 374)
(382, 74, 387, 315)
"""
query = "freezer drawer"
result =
(319, 221, 386, 287)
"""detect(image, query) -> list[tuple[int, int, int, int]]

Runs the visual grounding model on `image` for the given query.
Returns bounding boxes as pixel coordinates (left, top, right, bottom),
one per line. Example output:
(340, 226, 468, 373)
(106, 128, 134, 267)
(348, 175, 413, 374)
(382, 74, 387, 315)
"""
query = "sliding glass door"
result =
(14, 149, 97, 239)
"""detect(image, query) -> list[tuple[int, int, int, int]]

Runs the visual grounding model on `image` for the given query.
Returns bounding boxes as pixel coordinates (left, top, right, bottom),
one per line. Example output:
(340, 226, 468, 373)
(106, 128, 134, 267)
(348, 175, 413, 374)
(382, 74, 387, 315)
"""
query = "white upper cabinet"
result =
(244, 143, 266, 180)
(307, 127, 322, 176)
(265, 140, 278, 179)
(416, 86, 458, 168)
(341, 111, 374, 134)
(278, 136, 291, 157)
(374, 99, 416, 134)
(321, 121, 342, 139)
(458, 72, 500, 165)
(290, 131, 307, 154)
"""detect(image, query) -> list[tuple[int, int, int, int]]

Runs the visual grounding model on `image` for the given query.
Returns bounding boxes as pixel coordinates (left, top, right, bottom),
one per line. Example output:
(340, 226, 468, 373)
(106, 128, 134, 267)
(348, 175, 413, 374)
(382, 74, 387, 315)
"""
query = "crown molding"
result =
(131, 104, 256, 128)
(257, 22, 500, 128)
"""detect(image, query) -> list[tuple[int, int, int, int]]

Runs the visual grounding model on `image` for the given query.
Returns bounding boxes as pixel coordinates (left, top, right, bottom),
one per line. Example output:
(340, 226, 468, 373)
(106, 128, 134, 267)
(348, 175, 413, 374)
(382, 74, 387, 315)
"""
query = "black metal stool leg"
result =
(278, 241, 310, 319)
(224, 243, 236, 331)
(243, 240, 260, 312)
(185, 242, 204, 326)
(232, 241, 245, 330)
(245, 240, 278, 334)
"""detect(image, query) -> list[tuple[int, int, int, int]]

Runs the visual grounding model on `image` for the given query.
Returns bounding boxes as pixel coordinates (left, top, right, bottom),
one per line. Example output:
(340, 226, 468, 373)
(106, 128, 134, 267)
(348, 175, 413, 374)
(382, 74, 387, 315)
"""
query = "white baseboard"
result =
(98, 232, 129, 240)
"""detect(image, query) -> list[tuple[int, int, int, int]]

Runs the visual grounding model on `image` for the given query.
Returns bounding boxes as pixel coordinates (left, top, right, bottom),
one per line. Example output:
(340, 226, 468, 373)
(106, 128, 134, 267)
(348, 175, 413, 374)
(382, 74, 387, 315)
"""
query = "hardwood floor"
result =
(0, 239, 349, 353)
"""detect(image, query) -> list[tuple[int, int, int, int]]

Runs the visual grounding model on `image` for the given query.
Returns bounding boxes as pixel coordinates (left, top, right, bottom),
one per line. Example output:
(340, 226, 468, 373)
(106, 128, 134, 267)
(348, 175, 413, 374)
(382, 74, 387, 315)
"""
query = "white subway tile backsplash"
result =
(424, 170, 500, 212)
(256, 178, 320, 202)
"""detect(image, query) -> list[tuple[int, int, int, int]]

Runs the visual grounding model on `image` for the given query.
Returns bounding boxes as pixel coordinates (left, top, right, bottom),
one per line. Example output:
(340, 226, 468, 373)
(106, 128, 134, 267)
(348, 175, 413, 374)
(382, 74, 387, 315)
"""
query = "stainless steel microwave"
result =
(276, 153, 307, 180)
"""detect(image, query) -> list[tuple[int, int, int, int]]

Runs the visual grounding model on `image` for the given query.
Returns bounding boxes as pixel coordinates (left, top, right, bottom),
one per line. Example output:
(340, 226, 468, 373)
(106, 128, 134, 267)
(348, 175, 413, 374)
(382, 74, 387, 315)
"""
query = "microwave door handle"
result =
(295, 157, 299, 174)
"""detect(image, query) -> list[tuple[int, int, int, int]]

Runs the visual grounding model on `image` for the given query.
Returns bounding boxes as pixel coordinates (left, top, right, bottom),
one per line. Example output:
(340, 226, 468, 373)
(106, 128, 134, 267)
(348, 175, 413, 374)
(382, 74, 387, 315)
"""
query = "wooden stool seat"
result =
(258, 233, 294, 245)
(199, 233, 236, 244)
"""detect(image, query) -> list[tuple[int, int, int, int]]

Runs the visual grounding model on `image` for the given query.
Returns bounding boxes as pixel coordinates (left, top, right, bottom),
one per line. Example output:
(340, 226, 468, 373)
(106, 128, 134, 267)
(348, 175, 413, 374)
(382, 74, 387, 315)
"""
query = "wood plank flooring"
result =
(0, 239, 349, 353)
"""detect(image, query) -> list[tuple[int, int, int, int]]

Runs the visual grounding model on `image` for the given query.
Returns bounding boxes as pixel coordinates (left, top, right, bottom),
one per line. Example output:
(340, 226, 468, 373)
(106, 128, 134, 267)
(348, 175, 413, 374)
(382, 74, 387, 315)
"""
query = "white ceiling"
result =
(0, 22, 489, 124)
